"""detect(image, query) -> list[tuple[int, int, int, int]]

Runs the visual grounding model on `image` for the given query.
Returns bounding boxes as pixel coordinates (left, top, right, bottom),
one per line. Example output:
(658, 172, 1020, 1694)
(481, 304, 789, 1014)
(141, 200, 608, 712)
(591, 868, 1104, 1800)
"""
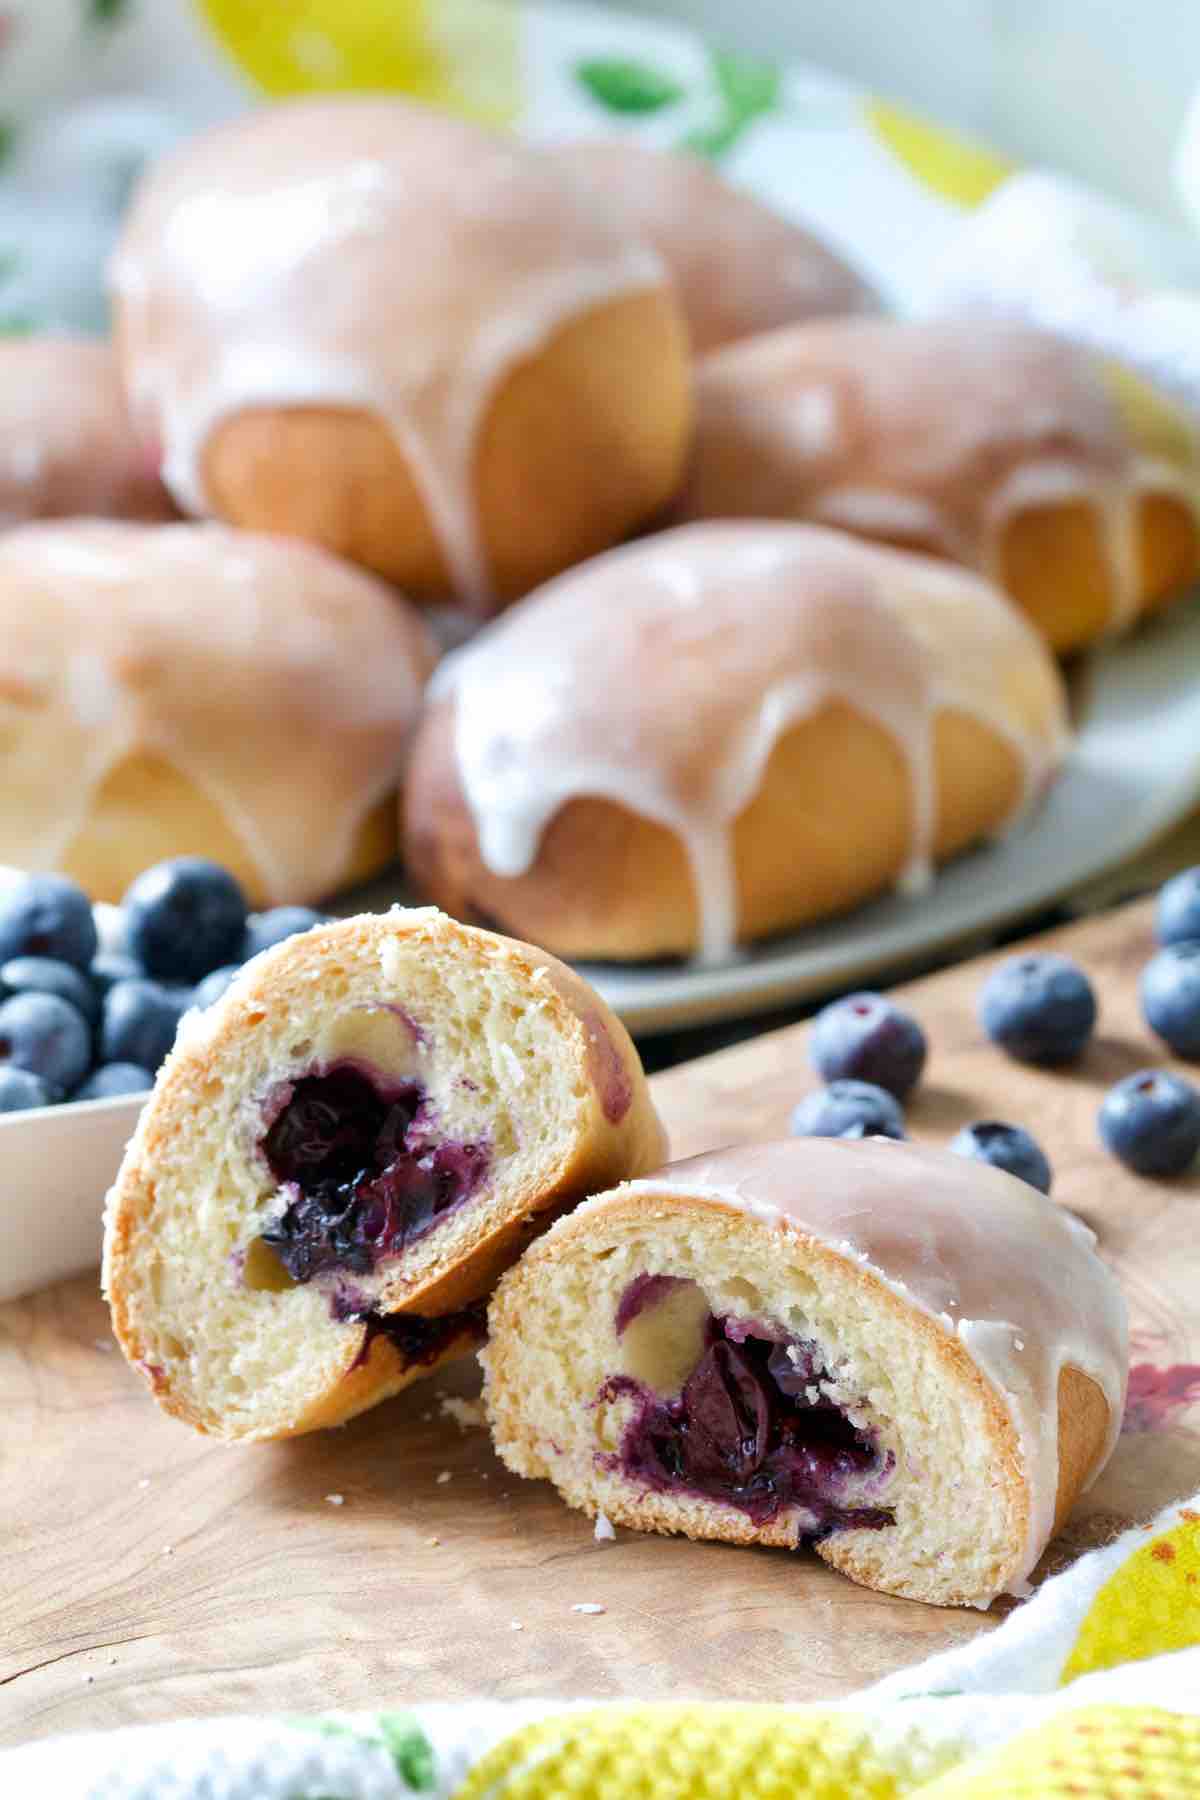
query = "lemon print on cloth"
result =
(199, 0, 521, 126)
(1101, 361, 1200, 474)
(917, 1705, 1200, 1799)
(450, 1702, 959, 1800)
(864, 101, 1013, 207)
(1059, 1514, 1200, 1684)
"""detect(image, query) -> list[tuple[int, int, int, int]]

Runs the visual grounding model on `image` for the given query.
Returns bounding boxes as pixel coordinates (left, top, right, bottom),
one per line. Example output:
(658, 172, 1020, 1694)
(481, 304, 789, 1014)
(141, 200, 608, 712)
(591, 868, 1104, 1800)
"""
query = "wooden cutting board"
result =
(3, 897, 1198, 1749)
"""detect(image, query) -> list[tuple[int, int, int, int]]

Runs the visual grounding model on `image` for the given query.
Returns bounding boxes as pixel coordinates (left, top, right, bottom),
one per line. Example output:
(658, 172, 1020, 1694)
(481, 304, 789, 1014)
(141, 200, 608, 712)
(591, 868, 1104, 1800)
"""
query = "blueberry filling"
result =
(257, 1064, 489, 1284)
(602, 1302, 893, 1535)
(333, 1295, 489, 1372)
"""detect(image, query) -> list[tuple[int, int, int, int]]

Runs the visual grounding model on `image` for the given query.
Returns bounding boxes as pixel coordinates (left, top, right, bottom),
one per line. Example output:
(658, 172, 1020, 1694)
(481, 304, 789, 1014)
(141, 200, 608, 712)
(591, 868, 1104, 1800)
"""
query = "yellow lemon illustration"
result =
(918, 1706, 1200, 1799)
(864, 100, 1014, 208)
(1101, 360, 1199, 472)
(1060, 1514, 1200, 1684)
(199, 0, 522, 127)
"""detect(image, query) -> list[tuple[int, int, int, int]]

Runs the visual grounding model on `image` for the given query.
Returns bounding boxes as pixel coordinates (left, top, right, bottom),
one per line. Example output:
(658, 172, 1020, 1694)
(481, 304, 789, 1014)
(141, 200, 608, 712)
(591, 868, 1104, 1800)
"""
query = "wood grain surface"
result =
(3, 897, 1199, 1747)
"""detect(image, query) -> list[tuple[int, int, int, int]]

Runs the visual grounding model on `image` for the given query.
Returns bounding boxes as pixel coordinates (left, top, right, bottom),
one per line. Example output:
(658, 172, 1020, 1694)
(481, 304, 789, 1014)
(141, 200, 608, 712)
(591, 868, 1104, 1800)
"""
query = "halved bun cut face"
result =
(103, 909, 665, 1441)
(484, 1138, 1127, 1608)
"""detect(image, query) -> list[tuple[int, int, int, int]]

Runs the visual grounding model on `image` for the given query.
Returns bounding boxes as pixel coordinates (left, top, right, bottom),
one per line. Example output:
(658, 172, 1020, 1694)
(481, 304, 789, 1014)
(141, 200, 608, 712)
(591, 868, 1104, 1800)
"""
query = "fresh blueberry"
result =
(0, 991, 92, 1097)
(1141, 941, 1200, 1058)
(123, 857, 247, 983)
(0, 956, 100, 1028)
(979, 952, 1097, 1065)
(809, 992, 927, 1099)
(1098, 1069, 1200, 1177)
(949, 1120, 1053, 1194)
(1157, 867, 1200, 947)
(0, 874, 97, 970)
(99, 979, 185, 1073)
(0, 1066, 54, 1112)
(74, 1062, 155, 1101)
(790, 1080, 906, 1141)
(242, 906, 325, 961)
(89, 951, 144, 995)
(193, 965, 241, 1009)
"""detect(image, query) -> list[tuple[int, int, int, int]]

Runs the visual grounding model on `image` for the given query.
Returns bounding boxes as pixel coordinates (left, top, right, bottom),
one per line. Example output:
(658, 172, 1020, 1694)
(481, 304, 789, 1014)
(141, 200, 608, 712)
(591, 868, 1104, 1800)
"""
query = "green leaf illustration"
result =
(575, 57, 685, 116)
(90, 0, 130, 24)
(0, 121, 15, 166)
(377, 1713, 436, 1790)
(679, 45, 783, 161)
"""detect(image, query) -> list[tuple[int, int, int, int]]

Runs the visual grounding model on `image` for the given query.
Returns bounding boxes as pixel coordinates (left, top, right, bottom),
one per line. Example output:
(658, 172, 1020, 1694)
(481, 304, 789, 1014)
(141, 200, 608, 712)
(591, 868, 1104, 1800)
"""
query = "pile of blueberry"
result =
(791, 864, 1200, 1186)
(0, 859, 325, 1113)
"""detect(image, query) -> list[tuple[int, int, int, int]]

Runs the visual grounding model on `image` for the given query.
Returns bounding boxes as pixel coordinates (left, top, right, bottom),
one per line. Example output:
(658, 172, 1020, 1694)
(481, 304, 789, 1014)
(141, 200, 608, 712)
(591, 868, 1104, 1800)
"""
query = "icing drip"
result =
(112, 100, 664, 614)
(0, 520, 434, 900)
(434, 521, 1069, 964)
(614, 1138, 1130, 1599)
(686, 320, 1200, 638)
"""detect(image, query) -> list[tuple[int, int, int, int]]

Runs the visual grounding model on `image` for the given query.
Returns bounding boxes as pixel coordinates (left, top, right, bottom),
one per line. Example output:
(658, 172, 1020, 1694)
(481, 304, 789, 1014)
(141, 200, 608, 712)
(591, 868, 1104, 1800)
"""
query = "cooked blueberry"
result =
(1157, 867, 1200, 947)
(0, 1066, 53, 1111)
(0, 874, 97, 970)
(242, 906, 325, 961)
(979, 952, 1096, 1064)
(0, 955, 100, 1029)
(123, 857, 247, 982)
(0, 991, 92, 1097)
(790, 1080, 906, 1141)
(1141, 942, 1200, 1058)
(74, 1062, 155, 1100)
(89, 951, 144, 995)
(99, 979, 185, 1073)
(1098, 1070, 1200, 1176)
(192, 965, 241, 1010)
(949, 1120, 1052, 1194)
(810, 992, 927, 1099)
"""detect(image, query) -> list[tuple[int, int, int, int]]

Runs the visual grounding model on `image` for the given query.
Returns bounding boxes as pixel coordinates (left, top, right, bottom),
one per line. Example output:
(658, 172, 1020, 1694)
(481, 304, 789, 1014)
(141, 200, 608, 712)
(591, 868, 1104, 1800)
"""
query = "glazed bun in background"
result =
(548, 138, 879, 354)
(112, 97, 692, 618)
(405, 521, 1069, 963)
(0, 520, 436, 905)
(677, 318, 1200, 653)
(0, 336, 175, 528)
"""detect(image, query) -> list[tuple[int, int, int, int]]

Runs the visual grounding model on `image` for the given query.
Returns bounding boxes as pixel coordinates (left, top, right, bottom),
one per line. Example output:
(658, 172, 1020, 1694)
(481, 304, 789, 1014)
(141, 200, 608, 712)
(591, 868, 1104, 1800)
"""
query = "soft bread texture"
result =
(113, 97, 691, 615)
(677, 318, 1200, 653)
(103, 909, 665, 1442)
(0, 519, 435, 906)
(548, 139, 879, 353)
(406, 521, 1068, 962)
(0, 336, 176, 528)
(484, 1140, 1128, 1609)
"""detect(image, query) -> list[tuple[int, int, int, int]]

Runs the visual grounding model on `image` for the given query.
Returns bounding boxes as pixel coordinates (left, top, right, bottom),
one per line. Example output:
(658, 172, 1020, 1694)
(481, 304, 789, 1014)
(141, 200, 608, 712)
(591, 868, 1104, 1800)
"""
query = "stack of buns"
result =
(3, 93, 1196, 943)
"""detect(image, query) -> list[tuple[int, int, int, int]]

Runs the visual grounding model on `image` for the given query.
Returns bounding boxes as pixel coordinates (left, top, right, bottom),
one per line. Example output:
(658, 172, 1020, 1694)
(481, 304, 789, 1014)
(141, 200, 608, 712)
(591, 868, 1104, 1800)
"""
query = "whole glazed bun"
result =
(103, 908, 666, 1441)
(112, 97, 692, 617)
(0, 336, 175, 528)
(548, 138, 879, 354)
(0, 520, 436, 906)
(484, 1138, 1128, 1608)
(677, 318, 1200, 653)
(405, 521, 1069, 963)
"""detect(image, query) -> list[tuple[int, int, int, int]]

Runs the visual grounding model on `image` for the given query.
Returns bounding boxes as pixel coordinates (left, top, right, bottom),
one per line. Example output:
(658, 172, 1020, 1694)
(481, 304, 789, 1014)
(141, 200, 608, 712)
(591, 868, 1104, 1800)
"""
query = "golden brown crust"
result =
(405, 694, 1025, 962)
(485, 1188, 1114, 1605)
(104, 909, 665, 1439)
(202, 290, 691, 611)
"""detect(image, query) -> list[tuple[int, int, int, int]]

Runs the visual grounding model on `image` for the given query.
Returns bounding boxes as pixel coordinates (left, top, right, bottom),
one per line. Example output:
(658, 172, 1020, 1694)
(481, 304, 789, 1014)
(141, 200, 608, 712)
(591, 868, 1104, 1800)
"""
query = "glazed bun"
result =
(0, 336, 174, 528)
(112, 97, 691, 617)
(548, 139, 879, 353)
(484, 1138, 1128, 1608)
(103, 908, 665, 1441)
(677, 318, 1200, 653)
(405, 521, 1068, 963)
(0, 520, 435, 905)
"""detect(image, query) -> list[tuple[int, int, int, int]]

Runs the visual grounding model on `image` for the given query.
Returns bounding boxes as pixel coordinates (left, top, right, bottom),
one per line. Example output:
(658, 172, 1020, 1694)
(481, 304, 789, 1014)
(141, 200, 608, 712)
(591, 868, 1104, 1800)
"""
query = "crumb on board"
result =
(162, 1546, 173, 1557)
(510, 1621, 523, 1631)
(594, 1512, 616, 1542)
(440, 1396, 487, 1430)
(324, 1493, 345, 1506)
(137, 1478, 150, 1490)
(92, 1338, 113, 1354)
(436, 1469, 453, 1484)
(427, 1536, 441, 1547)
(571, 1603, 606, 1616)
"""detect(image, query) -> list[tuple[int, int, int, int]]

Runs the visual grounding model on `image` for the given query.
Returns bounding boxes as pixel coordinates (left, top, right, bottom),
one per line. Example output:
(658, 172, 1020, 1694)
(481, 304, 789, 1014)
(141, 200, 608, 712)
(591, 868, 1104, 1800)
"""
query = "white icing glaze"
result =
(615, 1137, 1129, 1598)
(434, 521, 1069, 963)
(685, 320, 1200, 638)
(112, 99, 664, 614)
(0, 520, 435, 900)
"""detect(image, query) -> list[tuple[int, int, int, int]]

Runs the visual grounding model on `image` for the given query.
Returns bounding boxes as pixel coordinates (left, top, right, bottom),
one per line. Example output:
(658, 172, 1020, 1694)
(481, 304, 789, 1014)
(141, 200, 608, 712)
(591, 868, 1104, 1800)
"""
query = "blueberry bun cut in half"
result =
(484, 1138, 1128, 1608)
(103, 909, 665, 1441)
